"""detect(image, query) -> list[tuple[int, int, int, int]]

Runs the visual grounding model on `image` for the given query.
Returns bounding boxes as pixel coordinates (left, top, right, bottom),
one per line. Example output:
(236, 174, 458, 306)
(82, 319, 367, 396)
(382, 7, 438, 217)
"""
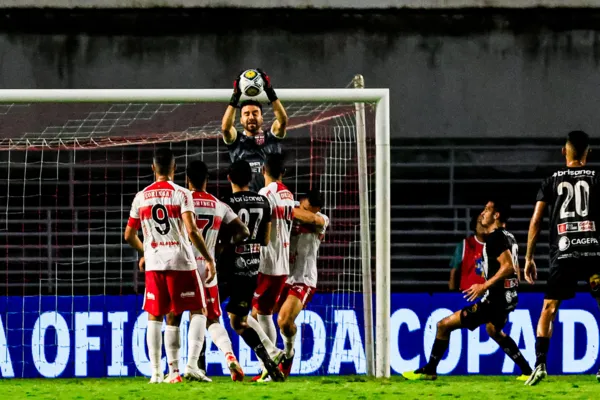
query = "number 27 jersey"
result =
(128, 180, 196, 272)
(537, 167, 600, 263)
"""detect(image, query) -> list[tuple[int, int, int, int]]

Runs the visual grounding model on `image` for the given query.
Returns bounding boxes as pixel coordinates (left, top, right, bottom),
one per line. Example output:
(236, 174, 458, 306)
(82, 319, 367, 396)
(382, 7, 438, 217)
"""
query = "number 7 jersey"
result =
(537, 166, 600, 263)
(259, 181, 295, 276)
(128, 180, 197, 272)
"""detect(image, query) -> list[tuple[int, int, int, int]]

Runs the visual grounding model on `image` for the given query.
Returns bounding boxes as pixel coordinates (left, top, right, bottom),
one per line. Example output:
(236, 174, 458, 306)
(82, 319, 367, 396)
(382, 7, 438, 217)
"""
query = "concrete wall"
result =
(1, 9, 600, 138)
(3, 0, 600, 8)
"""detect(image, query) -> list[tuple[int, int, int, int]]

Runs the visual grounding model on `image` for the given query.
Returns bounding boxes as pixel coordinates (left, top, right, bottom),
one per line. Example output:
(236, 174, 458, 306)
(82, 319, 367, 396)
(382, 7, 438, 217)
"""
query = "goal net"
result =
(0, 87, 385, 379)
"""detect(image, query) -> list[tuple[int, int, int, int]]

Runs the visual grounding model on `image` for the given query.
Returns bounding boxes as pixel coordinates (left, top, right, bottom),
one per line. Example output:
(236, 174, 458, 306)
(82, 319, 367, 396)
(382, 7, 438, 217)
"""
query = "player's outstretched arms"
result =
(463, 250, 514, 302)
(182, 211, 216, 282)
(525, 201, 546, 284)
(257, 68, 288, 138)
(292, 207, 325, 227)
(221, 73, 242, 144)
(229, 217, 250, 244)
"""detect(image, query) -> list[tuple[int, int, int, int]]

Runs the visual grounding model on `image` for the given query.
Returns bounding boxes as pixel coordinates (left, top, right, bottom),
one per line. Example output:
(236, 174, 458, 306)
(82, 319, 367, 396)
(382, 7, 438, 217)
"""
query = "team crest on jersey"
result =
(255, 134, 265, 145)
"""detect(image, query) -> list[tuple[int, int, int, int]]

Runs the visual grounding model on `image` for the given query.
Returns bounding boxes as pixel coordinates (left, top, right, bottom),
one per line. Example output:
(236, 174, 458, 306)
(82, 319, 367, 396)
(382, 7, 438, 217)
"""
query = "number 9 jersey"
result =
(259, 181, 295, 276)
(537, 167, 600, 264)
(128, 181, 197, 271)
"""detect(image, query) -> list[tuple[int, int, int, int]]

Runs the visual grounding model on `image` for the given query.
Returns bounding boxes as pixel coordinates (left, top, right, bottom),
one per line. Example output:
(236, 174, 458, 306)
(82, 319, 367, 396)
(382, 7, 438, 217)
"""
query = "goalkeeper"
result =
(221, 69, 289, 192)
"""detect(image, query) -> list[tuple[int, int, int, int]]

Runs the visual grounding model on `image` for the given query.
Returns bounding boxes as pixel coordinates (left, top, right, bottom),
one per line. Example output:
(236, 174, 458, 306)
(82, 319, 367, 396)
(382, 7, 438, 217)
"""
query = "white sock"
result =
(281, 329, 296, 358)
(208, 323, 234, 358)
(187, 314, 207, 369)
(258, 314, 278, 346)
(248, 315, 279, 357)
(146, 320, 163, 376)
(164, 325, 180, 375)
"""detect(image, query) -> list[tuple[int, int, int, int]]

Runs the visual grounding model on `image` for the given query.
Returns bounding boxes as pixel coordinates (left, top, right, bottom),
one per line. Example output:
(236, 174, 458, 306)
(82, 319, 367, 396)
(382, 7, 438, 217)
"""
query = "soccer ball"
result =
(239, 69, 264, 97)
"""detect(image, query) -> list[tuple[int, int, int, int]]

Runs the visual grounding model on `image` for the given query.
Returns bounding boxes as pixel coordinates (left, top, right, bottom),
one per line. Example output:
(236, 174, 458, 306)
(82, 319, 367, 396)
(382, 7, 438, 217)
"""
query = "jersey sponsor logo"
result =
(235, 243, 261, 254)
(180, 291, 196, 298)
(150, 241, 180, 248)
(246, 258, 260, 266)
(557, 221, 596, 234)
(559, 236, 598, 251)
(194, 199, 216, 208)
(146, 292, 155, 300)
(558, 251, 600, 260)
(558, 236, 570, 251)
(143, 189, 173, 199)
(504, 278, 519, 289)
(553, 169, 595, 177)
(249, 161, 262, 173)
(279, 191, 293, 200)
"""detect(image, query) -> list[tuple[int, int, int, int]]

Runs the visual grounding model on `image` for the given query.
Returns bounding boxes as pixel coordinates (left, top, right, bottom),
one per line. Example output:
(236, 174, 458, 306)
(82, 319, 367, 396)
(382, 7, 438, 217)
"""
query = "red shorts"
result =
(252, 273, 287, 314)
(143, 270, 205, 316)
(277, 283, 316, 310)
(204, 284, 222, 320)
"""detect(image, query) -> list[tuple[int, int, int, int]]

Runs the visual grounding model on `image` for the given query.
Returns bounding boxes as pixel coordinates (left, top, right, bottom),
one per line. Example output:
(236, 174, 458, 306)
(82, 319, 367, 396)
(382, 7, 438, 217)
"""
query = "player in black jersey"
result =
(403, 199, 533, 381)
(222, 69, 289, 191)
(524, 130, 600, 385)
(215, 159, 284, 382)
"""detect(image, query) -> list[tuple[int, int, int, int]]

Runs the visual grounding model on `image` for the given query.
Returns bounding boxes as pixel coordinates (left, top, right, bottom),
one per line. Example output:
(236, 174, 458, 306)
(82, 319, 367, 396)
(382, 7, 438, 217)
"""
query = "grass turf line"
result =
(2, 375, 598, 400)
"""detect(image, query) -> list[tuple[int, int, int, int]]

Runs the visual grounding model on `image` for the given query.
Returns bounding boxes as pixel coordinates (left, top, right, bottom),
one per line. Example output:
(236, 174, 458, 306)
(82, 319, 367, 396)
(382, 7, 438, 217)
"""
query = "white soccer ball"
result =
(239, 69, 264, 97)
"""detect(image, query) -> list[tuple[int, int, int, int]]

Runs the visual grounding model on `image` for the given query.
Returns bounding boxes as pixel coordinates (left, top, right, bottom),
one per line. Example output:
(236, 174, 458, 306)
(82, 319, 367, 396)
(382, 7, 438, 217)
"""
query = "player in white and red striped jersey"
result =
(124, 148, 216, 384)
(276, 189, 329, 377)
(251, 153, 295, 381)
(182, 160, 249, 382)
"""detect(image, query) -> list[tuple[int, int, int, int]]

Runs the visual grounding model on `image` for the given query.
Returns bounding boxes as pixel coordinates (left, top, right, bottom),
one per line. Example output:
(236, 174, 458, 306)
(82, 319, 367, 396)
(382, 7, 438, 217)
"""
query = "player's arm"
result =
(229, 217, 250, 244)
(293, 207, 326, 227)
(182, 211, 216, 283)
(124, 225, 143, 255)
(257, 69, 288, 138)
(464, 249, 514, 301)
(263, 221, 272, 246)
(524, 201, 546, 284)
(221, 74, 242, 144)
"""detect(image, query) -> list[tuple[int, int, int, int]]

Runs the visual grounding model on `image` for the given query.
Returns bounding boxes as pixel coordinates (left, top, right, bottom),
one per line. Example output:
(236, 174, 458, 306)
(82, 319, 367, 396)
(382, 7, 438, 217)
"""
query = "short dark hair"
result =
(567, 130, 590, 159)
(228, 159, 253, 187)
(186, 160, 209, 189)
(240, 100, 263, 113)
(305, 189, 324, 209)
(489, 197, 511, 223)
(153, 147, 175, 175)
(264, 153, 286, 179)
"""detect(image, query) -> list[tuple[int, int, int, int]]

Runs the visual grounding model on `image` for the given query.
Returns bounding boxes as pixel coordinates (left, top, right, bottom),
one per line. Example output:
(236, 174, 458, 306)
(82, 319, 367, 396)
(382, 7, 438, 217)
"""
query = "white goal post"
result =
(0, 88, 391, 378)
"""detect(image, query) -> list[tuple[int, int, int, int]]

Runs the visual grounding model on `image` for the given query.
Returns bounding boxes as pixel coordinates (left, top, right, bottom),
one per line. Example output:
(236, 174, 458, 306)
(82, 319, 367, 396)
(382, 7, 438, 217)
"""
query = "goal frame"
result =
(0, 88, 391, 378)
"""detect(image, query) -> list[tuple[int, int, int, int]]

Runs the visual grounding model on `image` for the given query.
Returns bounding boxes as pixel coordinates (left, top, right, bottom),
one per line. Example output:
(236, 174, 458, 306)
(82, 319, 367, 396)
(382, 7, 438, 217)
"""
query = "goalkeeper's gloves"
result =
(229, 73, 242, 108)
(257, 68, 278, 103)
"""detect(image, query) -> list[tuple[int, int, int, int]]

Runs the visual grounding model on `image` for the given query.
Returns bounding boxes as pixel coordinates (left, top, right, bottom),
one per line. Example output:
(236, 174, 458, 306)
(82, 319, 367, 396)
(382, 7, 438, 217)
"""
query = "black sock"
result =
(424, 338, 449, 374)
(197, 337, 207, 372)
(240, 328, 271, 364)
(498, 336, 533, 376)
(535, 337, 550, 367)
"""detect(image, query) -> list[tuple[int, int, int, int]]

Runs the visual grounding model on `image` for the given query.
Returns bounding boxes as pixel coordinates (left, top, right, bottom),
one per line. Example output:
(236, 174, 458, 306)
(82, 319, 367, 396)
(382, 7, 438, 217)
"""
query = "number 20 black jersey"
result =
(537, 167, 600, 264)
(221, 190, 271, 277)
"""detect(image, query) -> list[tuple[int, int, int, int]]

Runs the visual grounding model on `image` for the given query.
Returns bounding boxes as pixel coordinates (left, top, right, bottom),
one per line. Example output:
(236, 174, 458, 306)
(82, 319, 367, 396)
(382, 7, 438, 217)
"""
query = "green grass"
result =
(1, 375, 598, 400)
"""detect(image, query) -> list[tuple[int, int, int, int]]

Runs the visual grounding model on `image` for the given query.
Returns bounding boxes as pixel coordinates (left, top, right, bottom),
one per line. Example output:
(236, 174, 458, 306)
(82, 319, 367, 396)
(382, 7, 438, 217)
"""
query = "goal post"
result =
(0, 87, 391, 378)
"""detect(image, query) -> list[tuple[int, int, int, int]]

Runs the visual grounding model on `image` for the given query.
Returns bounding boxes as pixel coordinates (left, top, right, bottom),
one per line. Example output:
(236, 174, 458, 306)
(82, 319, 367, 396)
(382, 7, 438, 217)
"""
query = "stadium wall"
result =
(1, 9, 600, 138)
(1, 293, 599, 378)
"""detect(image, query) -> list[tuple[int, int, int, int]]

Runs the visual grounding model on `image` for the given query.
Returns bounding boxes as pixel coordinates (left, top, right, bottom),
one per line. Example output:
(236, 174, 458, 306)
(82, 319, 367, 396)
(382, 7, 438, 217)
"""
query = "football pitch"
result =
(2, 375, 598, 400)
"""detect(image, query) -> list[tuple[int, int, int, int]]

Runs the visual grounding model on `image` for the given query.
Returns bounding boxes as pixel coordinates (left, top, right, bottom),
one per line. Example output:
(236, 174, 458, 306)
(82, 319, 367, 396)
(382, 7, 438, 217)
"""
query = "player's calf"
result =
(277, 293, 304, 377)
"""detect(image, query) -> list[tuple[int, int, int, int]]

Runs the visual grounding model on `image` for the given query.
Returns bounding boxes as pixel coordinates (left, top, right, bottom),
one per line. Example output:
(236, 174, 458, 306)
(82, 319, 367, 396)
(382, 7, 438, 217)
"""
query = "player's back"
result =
(223, 190, 271, 276)
(537, 166, 600, 262)
(130, 180, 196, 271)
(191, 191, 236, 261)
(289, 211, 329, 287)
(259, 182, 295, 276)
(482, 228, 519, 311)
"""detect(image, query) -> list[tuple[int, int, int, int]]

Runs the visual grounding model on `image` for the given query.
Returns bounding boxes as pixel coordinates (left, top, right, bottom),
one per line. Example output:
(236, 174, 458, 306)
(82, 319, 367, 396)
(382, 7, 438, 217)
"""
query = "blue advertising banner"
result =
(0, 293, 599, 378)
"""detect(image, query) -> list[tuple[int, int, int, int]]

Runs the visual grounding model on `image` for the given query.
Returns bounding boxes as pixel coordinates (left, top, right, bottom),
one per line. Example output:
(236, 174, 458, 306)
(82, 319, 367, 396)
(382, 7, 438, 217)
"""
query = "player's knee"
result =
(165, 312, 180, 326)
(486, 324, 504, 340)
(229, 318, 247, 333)
(436, 319, 448, 334)
(542, 301, 560, 319)
(206, 318, 219, 328)
(278, 314, 295, 335)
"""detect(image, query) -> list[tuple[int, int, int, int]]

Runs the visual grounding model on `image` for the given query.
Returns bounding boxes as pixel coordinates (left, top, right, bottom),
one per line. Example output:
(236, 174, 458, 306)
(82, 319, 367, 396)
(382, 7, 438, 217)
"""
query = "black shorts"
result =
(546, 257, 600, 300)
(223, 274, 258, 317)
(460, 301, 510, 331)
